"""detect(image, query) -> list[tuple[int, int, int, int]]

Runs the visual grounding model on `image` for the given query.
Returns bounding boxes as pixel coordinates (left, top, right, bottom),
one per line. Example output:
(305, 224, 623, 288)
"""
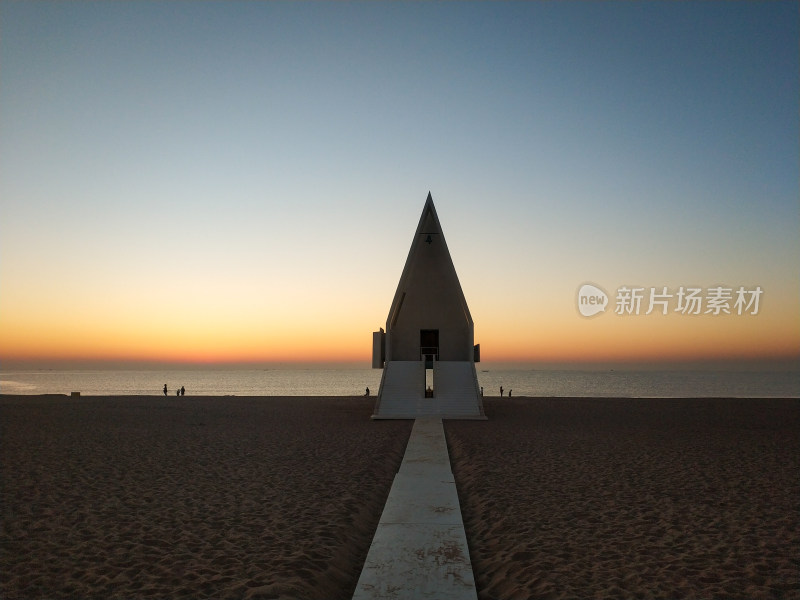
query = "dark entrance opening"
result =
(421, 329, 438, 396)
(420, 329, 439, 363)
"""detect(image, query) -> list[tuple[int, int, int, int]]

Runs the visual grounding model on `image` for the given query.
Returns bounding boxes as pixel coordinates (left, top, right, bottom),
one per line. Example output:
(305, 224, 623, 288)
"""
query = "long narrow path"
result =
(352, 417, 477, 600)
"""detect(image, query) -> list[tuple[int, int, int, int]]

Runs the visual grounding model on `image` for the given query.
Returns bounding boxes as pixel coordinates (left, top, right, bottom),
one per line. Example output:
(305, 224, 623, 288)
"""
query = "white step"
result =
(374, 361, 484, 419)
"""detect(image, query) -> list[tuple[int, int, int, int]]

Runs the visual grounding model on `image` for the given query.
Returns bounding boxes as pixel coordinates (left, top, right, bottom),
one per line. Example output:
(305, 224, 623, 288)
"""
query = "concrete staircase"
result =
(374, 361, 425, 418)
(373, 361, 485, 420)
(432, 361, 484, 417)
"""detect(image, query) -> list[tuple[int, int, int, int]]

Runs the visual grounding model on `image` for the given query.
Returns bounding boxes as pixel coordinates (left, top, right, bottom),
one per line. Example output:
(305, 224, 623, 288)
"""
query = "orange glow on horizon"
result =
(2, 318, 798, 368)
(2, 281, 798, 368)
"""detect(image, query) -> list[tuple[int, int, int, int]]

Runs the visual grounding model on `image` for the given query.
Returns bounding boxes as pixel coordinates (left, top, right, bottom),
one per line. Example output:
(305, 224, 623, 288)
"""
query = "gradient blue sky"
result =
(1, 2, 798, 368)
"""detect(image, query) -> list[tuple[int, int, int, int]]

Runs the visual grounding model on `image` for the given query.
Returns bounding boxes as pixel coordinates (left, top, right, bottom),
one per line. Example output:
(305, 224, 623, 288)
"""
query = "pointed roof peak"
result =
(385, 192, 474, 346)
(417, 191, 441, 234)
(424, 191, 435, 212)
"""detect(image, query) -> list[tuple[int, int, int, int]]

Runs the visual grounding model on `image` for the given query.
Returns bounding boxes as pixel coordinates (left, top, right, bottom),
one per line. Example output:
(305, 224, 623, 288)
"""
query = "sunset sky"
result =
(1, 2, 798, 369)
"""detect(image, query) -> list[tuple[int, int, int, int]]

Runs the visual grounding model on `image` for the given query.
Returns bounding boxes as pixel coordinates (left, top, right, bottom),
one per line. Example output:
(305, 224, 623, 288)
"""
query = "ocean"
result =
(1, 367, 797, 398)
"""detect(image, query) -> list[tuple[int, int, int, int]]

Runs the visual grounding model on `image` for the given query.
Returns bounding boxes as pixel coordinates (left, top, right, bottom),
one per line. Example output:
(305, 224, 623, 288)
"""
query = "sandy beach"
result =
(2, 395, 798, 599)
(447, 398, 800, 600)
(0, 396, 411, 599)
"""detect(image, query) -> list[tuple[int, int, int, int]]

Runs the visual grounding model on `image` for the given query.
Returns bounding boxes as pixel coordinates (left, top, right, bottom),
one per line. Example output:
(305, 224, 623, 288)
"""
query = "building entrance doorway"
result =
(421, 329, 439, 399)
(421, 329, 438, 397)
(420, 329, 439, 364)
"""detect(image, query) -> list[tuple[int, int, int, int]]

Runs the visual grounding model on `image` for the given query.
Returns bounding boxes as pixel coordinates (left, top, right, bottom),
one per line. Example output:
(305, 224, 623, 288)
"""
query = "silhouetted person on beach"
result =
(180, 386, 185, 396)
(509, 389, 512, 397)
(176, 389, 180, 396)
(163, 384, 167, 396)
(365, 387, 370, 397)
(480, 386, 484, 397)
(500, 386, 503, 397)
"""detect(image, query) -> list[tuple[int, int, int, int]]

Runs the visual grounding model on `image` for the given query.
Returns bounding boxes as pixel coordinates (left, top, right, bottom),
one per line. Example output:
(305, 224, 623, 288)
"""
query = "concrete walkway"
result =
(352, 418, 477, 600)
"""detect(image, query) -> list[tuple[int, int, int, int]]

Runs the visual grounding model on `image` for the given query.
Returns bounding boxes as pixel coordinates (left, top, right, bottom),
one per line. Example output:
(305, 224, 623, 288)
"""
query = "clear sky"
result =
(1, 1, 798, 369)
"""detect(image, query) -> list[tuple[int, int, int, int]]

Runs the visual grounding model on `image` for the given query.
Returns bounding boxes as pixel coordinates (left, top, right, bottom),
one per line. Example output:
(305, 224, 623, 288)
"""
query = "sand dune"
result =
(446, 397, 800, 600)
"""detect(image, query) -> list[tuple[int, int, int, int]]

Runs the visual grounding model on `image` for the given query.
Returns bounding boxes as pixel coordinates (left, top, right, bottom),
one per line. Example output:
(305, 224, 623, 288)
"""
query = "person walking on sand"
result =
(480, 386, 484, 397)
(163, 384, 168, 396)
(180, 386, 185, 396)
(509, 389, 512, 397)
(365, 387, 370, 397)
(500, 386, 503, 397)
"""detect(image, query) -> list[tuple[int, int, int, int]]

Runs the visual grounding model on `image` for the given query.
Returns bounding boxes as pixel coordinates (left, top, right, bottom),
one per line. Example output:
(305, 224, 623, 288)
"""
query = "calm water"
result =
(1, 368, 797, 398)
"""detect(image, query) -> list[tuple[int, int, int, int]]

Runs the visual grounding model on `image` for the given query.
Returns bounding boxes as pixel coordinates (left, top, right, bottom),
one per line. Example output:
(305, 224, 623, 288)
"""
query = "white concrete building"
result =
(372, 193, 485, 419)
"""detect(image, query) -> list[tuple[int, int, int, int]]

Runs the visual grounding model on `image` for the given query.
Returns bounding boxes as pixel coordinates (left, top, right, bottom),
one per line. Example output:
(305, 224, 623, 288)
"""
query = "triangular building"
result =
(371, 193, 485, 419)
